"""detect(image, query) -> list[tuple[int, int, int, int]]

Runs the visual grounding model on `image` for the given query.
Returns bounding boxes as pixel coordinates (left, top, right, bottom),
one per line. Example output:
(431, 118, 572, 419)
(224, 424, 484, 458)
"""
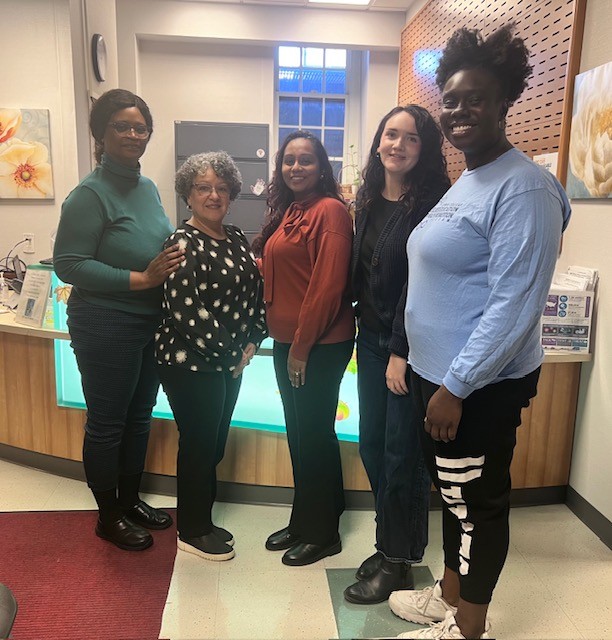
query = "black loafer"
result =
(344, 559, 414, 604)
(125, 500, 173, 530)
(281, 538, 342, 566)
(356, 550, 384, 580)
(265, 526, 300, 551)
(95, 516, 153, 551)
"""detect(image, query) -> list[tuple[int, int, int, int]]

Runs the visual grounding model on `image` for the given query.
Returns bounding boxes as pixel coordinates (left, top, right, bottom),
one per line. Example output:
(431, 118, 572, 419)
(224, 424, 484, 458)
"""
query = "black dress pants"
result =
(273, 340, 353, 546)
(159, 365, 242, 539)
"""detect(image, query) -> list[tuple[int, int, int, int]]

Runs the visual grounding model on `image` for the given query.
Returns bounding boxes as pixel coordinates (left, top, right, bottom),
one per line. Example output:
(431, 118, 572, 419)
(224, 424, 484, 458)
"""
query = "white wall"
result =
(0, 0, 78, 265)
(558, 0, 612, 522)
(138, 38, 276, 218)
(115, 0, 402, 220)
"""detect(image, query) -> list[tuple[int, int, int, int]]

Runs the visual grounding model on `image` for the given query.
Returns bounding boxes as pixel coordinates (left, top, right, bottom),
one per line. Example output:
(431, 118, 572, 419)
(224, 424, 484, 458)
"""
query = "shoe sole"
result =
(281, 541, 342, 566)
(177, 539, 235, 562)
(177, 531, 235, 547)
(95, 528, 153, 551)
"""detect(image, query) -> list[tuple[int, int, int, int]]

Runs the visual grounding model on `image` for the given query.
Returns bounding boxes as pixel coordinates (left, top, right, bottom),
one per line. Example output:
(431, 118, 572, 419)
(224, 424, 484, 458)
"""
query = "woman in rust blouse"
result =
(252, 130, 354, 567)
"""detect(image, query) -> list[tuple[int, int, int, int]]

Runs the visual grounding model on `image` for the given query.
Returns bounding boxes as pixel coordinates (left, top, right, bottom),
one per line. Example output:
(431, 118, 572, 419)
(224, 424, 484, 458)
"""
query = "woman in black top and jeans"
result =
(345, 105, 449, 604)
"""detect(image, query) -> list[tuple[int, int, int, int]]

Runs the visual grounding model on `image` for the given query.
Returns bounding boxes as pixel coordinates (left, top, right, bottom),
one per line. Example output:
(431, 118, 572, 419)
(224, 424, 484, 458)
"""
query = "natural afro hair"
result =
(435, 24, 533, 106)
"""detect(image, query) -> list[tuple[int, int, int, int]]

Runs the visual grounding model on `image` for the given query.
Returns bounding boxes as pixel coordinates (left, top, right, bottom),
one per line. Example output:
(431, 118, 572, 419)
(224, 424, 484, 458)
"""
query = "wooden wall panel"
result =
(398, 0, 578, 182)
(0, 331, 581, 491)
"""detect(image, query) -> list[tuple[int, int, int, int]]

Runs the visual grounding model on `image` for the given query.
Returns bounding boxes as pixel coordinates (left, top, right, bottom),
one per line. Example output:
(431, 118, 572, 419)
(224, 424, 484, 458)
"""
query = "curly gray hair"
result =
(175, 151, 242, 203)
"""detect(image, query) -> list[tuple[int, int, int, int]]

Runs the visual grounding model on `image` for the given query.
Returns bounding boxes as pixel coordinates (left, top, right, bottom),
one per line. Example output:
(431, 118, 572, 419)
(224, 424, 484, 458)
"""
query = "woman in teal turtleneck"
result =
(54, 89, 184, 551)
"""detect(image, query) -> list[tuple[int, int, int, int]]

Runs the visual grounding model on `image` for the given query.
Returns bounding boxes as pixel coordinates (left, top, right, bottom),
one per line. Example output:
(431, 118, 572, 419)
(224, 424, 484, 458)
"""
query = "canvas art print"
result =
(567, 61, 612, 199)
(0, 108, 54, 199)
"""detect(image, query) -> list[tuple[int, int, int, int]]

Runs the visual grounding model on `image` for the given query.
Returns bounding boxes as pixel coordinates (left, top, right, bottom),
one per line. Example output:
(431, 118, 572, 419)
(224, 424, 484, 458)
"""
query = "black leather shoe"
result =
(266, 526, 300, 551)
(355, 550, 384, 580)
(95, 516, 153, 551)
(344, 559, 414, 604)
(282, 538, 342, 566)
(125, 500, 173, 530)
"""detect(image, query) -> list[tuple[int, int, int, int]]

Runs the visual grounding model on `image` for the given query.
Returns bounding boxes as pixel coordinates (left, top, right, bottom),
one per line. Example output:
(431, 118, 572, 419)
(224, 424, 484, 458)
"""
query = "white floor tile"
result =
(0, 459, 62, 511)
(215, 567, 337, 639)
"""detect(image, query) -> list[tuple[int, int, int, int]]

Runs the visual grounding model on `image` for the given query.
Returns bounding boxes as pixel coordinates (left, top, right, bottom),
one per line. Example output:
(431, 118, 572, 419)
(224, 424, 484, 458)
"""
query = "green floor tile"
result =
(326, 566, 434, 639)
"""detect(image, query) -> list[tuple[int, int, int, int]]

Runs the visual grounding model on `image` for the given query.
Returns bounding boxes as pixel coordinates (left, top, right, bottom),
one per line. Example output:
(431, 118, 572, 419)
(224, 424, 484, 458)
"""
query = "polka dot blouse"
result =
(155, 223, 267, 373)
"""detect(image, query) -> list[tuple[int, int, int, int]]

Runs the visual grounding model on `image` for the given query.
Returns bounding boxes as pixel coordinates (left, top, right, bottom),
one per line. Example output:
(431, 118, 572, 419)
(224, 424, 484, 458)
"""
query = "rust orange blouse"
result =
(262, 195, 355, 361)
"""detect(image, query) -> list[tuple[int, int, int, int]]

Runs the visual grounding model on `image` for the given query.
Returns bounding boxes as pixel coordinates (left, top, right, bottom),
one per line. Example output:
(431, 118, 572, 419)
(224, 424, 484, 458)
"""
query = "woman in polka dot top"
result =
(156, 151, 267, 562)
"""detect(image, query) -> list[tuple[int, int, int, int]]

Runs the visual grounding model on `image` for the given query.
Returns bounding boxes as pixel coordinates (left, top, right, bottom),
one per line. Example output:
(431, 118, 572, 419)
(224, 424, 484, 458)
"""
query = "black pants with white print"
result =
(409, 366, 541, 604)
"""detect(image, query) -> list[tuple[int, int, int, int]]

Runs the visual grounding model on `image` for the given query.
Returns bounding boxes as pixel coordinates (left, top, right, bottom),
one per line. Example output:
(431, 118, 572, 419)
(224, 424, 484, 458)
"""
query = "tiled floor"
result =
(0, 457, 611, 639)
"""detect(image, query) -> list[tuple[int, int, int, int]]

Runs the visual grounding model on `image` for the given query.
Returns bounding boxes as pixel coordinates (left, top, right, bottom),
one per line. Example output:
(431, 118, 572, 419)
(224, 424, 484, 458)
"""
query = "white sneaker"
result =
(397, 611, 490, 639)
(389, 581, 456, 624)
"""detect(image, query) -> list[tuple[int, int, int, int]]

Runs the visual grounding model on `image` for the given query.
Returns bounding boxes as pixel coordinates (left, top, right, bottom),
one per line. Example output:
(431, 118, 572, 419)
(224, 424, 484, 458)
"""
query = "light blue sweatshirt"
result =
(405, 148, 571, 399)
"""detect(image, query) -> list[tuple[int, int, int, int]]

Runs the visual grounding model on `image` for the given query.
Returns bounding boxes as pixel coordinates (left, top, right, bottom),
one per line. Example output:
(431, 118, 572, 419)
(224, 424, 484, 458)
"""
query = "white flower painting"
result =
(0, 108, 54, 199)
(567, 61, 612, 199)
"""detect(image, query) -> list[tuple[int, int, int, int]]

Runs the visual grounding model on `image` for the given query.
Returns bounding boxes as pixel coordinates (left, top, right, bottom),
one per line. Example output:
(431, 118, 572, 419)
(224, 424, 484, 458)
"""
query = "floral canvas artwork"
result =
(0, 108, 54, 199)
(567, 61, 612, 199)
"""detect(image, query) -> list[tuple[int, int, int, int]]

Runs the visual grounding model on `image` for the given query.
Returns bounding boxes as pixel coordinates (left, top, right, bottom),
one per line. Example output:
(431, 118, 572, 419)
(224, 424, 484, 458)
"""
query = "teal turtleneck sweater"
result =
(54, 153, 174, 315)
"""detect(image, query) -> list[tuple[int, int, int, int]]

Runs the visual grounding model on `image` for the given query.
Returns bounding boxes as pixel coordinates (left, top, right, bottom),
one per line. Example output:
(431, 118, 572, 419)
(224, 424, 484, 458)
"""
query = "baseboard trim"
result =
(566, 485, 612, 550)
(0, 443, 568, 511)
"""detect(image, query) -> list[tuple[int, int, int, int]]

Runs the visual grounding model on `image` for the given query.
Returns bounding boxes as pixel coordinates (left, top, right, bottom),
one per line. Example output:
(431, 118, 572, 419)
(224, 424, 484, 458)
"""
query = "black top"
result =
(156, 223, 267, 373)
(357, 197, 397, 333)
(351, 187, 448, 358)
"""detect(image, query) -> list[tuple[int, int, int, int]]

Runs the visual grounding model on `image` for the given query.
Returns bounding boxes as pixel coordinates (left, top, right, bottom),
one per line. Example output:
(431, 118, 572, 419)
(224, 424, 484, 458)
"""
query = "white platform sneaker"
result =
(397, 611, 491, 639)
(389, 581, 457, 624)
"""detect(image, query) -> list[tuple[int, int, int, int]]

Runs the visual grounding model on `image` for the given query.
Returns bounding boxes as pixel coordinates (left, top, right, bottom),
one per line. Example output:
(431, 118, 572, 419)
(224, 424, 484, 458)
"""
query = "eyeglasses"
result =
(192, 183, 231, 197)
(108, 122, 151, 138)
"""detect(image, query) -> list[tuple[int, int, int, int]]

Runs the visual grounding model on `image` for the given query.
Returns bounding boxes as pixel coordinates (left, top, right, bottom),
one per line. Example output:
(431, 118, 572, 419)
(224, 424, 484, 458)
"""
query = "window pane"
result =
(279, 97, 299, 125)
(325, 69, 346, 94)
(324, 129, 344, 158)
(278, 68, 300, 92)
(279, 127, 298, 146)
(330, 160, 342, 181)
(302, 98, 322, 127)
(279, 46, 300, 68)
(303, 47, 324, 68)
(303, 69, 323, 93)
(303, 128, 322, 141)
(325, 49, 346, 69)
(325, 99, 345, 127)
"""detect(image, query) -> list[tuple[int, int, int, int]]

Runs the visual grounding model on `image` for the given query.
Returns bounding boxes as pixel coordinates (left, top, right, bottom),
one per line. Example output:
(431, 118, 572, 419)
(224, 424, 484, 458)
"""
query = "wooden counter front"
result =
(0, 315, 587, 491)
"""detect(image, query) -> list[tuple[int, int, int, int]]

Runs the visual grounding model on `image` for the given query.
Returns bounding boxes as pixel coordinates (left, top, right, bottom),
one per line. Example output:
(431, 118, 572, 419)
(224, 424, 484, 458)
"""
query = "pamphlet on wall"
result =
(14, 267, 53, 328)
(541, 266, 597, 353)
(533, 152, 559, 176)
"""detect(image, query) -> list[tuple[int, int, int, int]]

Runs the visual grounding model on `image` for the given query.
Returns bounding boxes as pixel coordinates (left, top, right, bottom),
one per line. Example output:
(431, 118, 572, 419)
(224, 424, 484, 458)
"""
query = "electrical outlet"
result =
(23, 233, 35, 254)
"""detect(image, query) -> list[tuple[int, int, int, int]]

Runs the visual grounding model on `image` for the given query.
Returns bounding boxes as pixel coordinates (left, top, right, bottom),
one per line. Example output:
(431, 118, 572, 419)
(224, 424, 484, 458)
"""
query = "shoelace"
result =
(410, 615, 463, 639)
(414, 584, 440, 611)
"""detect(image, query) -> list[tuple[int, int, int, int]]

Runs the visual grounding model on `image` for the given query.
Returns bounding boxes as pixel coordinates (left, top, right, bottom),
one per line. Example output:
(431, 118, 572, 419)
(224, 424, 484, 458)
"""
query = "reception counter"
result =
(0, 311, 590, 500)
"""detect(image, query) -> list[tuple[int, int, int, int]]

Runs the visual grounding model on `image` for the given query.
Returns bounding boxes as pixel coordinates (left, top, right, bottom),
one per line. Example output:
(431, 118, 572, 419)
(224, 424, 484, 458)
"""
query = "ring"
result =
(294, 372, 300, 377)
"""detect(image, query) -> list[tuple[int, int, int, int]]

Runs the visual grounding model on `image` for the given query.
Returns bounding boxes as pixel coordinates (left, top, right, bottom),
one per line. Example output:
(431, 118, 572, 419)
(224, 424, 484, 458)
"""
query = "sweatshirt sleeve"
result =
(389, 281, 409, 358)
(290, 202, 353, 361)
(53, 186, 131, 291)
(162, 233, 242, 368)
(442, 188, 565, 398)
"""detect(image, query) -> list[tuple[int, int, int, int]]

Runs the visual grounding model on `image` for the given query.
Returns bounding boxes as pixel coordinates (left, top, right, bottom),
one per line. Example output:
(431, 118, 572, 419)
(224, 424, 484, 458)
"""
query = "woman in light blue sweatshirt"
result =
(389, 25, 571, 640)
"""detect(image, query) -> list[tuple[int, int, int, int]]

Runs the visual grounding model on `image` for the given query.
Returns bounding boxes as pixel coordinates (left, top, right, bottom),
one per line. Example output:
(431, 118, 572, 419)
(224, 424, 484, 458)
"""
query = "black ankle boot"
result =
(355, 550, 383, 580)
(92, 488, 153, 551)
(344, 558, 414, 604)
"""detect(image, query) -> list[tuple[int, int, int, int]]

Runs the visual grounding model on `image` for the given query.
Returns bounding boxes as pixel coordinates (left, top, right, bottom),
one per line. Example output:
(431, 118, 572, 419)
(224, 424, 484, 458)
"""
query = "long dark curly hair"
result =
(435, 24, 533, 107)
(356, 105, 449, 217)
(251, 130, 342, 256)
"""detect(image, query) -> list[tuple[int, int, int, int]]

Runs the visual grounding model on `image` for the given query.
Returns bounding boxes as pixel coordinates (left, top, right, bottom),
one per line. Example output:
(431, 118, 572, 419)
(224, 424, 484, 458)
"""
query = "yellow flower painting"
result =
(567, 61, 612, 199)
(0, 108, 54, 199)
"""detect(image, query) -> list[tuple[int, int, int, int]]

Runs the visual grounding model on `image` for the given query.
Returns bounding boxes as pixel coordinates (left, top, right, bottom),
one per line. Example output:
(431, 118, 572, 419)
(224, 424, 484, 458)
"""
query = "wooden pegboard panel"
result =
(398, 0, 577, 182)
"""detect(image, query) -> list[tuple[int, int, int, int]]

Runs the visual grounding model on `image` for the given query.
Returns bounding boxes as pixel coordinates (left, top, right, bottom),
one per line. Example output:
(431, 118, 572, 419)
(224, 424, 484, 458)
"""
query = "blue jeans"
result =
(357, 324, 431, 563)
